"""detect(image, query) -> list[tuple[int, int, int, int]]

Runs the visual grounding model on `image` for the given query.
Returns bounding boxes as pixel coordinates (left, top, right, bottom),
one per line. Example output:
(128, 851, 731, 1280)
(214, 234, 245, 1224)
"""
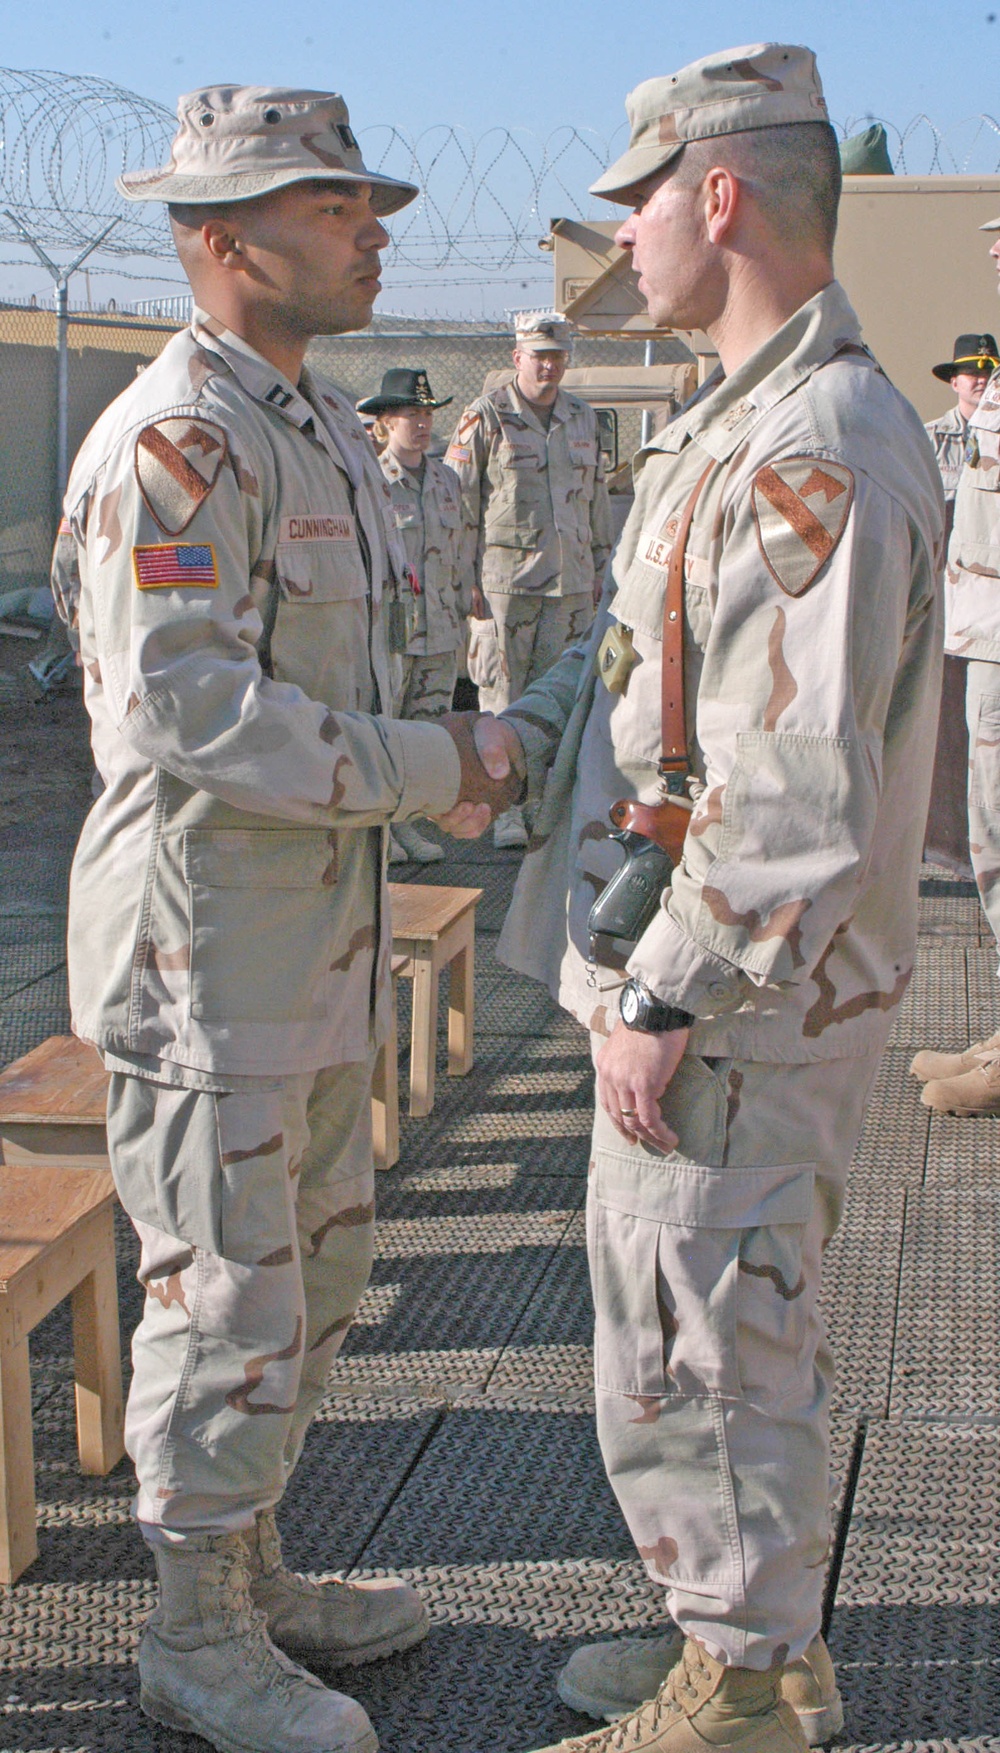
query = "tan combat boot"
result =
(139, 1530, 377, 1753)
(535, 1638, 807, 1753)
(494, 805, 529, 849)
(392, 820, 445, 864)
(246, 1507, 429, 1664)
(910, 1030, 1000, 1082)
(921, 1048, 1000, 1115)
(557, 1631, 841, 1746)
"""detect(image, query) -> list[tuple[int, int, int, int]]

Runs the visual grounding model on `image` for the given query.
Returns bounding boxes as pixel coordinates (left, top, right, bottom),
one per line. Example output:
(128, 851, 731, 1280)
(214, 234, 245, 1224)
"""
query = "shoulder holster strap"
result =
(660, 459, 715, 784)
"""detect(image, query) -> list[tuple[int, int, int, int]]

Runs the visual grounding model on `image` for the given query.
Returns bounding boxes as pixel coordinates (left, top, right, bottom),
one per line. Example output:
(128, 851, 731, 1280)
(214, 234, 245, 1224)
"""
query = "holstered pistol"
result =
(587, 794, 693, 962)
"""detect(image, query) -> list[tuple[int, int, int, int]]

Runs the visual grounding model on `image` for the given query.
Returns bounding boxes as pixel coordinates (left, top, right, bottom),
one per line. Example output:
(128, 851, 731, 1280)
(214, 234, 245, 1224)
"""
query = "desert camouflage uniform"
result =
(498, 283, 944, 1667)
(379, 447, 464, 720)
(944, 366, 1000, 951)
(925, 404, 967, 503)
(57, 308, 461, 1539)
(446, 380, 612, 711)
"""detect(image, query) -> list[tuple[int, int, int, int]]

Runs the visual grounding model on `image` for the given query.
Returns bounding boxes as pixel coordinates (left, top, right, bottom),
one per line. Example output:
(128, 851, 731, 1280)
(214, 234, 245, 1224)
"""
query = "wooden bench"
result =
(388, 882, 482, 1118)
(0, 1164, 124, 1582)
(371, 954, 406, 1172)
(0, 1035, 108, 1170)
(0, 1019, 404, 1177)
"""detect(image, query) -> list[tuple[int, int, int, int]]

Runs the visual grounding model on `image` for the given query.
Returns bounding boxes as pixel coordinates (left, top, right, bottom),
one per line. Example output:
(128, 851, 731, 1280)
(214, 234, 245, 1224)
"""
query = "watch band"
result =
(620, 979, 694, 1033)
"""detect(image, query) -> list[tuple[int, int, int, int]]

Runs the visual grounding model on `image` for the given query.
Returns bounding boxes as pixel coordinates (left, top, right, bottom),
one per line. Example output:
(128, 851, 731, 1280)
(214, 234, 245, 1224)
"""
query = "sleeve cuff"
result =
(391, 720, 462, 820)
(627, 907, 747, 1019)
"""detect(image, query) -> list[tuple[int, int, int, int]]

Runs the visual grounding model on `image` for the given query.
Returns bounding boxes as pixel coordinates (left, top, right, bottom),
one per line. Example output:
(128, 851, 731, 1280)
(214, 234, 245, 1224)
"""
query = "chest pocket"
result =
(969, 426, 1000, 491)
(275, 518, 368, 603)
(487, 442, 548, 547)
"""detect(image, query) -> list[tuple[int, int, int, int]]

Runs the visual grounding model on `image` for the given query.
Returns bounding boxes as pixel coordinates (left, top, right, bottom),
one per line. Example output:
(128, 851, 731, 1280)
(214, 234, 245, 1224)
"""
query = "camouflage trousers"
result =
(587, 1044, 878, 1669)
(477, 590, 594, 714)
(966, 659, 1000, 958)
(105, 1059, 375, 1542)
(393, 649, 458, 722)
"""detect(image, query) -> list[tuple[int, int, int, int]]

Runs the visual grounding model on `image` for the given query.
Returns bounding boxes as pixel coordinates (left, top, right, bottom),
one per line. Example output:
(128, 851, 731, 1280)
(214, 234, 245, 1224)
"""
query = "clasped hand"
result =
(434, 712, 527, 839)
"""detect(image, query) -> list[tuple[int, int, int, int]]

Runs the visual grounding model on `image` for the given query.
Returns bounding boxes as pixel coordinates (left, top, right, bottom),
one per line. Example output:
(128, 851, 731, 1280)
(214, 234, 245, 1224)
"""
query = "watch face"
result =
(620, 984, 641, 1025)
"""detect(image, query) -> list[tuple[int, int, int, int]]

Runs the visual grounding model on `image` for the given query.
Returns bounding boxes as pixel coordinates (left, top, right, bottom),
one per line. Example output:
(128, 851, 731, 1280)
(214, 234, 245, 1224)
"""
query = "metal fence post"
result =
(4, 213, 120, 518)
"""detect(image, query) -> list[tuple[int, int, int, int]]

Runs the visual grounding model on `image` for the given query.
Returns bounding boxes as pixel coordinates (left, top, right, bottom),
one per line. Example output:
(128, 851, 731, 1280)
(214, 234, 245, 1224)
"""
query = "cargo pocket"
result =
(970, 695, 1000, 811)
(590, 1124, 814, 1405)
(184, 829, 337, 1024)
(467, 615, 503, 690)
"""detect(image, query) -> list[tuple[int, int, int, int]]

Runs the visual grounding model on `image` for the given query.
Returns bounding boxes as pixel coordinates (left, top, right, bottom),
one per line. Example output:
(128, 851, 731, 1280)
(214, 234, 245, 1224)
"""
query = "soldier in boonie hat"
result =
(589, 42, 828, 202)
(117, 84, 417, 215)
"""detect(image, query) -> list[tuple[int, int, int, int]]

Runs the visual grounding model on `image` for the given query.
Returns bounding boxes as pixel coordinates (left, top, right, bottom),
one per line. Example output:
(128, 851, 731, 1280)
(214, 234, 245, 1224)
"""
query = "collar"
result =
(190, 308, 317, 429)
(505, 379, 569, 431)
(190, 308, 372, 487)
(643, 281, 865, 469)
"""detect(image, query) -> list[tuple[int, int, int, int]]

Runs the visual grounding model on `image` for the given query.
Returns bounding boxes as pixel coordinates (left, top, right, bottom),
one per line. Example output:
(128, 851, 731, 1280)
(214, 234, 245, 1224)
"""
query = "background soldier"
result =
(446, 310, 612, 849)
(54, 84, 518, 1753)
(925, 333, 998, 509)
(464, 43, 943, 1753)
(913, 255, 1000, 1112)
(921, 335, 997, 876)
(357, 367, 465, 865)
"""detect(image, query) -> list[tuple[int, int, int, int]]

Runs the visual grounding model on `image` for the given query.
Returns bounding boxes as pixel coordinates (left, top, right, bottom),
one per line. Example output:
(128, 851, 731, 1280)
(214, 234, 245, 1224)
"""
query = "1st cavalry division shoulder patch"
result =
(750, 458, 854, 596)
(135, 418, 228, 535)
(133, 544, 218, 590)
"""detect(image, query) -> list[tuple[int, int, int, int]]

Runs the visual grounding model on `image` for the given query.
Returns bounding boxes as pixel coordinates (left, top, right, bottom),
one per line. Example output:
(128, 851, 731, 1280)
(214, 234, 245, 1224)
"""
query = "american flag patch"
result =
(133, 543, 218, 590)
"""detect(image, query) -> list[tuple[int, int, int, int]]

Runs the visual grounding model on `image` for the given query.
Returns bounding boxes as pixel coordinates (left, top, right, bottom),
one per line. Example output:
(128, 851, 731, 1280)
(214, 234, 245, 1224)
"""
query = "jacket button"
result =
(708, 982, 730, 999)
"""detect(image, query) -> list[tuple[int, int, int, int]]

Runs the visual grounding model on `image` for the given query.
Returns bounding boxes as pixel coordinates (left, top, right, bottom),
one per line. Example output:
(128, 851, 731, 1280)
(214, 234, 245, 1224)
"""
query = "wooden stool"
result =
(0, 1035, 108, 1169)
(388, 883, 482, 1118)
(371, 953, 406, 1172)
(0, 1164, 124, 1582)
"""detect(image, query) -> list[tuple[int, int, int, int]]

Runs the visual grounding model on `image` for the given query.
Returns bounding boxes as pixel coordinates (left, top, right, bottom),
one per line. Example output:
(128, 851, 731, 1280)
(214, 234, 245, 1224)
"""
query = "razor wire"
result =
(4, 66, 1000, 287)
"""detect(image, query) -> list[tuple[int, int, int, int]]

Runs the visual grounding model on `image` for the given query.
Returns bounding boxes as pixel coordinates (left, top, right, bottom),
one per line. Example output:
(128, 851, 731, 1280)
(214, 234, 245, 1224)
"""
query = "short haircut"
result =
(168, 201, 242, 231)
(669, 121, 842, 254)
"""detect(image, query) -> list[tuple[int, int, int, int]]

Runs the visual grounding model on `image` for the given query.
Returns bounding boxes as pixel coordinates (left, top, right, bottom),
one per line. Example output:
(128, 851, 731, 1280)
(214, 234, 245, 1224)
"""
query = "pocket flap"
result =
(594, 1150, 815, 1229)
(183, 828, 337, 890)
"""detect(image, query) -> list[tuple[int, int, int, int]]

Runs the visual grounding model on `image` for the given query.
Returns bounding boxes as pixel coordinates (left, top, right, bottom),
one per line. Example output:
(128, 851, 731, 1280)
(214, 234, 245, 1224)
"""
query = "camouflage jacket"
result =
(497, 283, 944, 1062)
(924, 404, 966, 503)
(945, 366, 1000, 658)
(445, 381, 612, 598)
(56, 309, 461, 1082)
(378, 449, 466, 654)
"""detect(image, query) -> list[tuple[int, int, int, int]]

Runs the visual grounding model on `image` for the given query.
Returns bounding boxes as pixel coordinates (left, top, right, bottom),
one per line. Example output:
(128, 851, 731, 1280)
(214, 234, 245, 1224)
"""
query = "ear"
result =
(703, 166, 740, 245)
(202, 218, 243, 267)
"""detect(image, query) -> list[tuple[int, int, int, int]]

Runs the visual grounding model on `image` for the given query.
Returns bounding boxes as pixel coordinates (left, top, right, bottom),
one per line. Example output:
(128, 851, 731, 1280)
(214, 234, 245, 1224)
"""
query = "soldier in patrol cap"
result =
(357, 367, 465, 864)
(924, 333, 998, 506)
(913, 229, 1000, 1113)
(446, 310, 612, 849)
(53, 84, 521, 1753)
(455, 43, 943, 1753)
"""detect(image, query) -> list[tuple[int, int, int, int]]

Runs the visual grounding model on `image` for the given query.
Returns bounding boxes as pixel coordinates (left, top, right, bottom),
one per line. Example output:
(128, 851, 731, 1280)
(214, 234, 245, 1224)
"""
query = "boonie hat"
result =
(356, 368, 452, 415)
(590, 42, 828, 203)
(931, 333, 1000, 383)
(513, 310, 574, 352)
(117, 85, 418, 217)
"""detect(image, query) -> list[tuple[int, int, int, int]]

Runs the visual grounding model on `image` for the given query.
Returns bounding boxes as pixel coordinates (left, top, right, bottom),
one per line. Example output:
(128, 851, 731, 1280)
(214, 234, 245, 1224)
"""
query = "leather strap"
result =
(660, 460, 714, 782)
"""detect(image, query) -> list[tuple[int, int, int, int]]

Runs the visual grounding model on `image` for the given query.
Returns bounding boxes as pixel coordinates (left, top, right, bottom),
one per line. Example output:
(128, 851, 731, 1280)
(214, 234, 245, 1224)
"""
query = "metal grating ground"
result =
(2, 831, 1000, 1750)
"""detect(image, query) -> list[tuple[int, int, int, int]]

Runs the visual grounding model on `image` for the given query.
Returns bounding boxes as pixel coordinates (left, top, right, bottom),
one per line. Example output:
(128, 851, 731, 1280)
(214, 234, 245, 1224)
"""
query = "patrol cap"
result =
(590, 43, 829, 203)
(981, 213, 1000, 232)
(513, 310, 574, 352)
(116, 85, 418, 217)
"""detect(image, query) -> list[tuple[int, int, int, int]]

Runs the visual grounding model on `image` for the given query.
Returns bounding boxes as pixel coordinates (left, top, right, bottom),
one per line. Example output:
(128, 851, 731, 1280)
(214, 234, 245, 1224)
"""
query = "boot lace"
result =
(560, 1645, 712, 1751)
(215, 1536, 324, 1700)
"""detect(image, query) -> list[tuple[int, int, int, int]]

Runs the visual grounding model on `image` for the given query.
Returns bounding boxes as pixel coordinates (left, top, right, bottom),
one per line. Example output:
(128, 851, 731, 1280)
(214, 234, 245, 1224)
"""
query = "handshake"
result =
(435, 712, 527, 840)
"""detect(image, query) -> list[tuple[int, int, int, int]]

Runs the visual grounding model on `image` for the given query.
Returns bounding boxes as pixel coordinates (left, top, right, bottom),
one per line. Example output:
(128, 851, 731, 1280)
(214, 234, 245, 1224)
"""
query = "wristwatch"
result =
(619, 979, 694, 1034)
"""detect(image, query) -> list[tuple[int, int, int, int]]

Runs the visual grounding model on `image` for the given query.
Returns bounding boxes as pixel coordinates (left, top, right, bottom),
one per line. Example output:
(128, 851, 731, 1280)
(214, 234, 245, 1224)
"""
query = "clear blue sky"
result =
(2, 0, 993, 138)
(2, 0, 997, 315)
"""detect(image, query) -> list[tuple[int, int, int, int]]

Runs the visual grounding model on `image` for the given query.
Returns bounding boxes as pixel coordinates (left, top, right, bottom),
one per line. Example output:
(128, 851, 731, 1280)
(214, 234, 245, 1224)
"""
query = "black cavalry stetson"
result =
(356, 368, 452, 415)
(931, 333, 1000, 383)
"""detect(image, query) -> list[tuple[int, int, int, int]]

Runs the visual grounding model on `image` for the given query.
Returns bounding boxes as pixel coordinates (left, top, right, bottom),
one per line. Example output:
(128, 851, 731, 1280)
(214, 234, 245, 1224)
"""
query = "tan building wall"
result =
(0, 309, 179, 591)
